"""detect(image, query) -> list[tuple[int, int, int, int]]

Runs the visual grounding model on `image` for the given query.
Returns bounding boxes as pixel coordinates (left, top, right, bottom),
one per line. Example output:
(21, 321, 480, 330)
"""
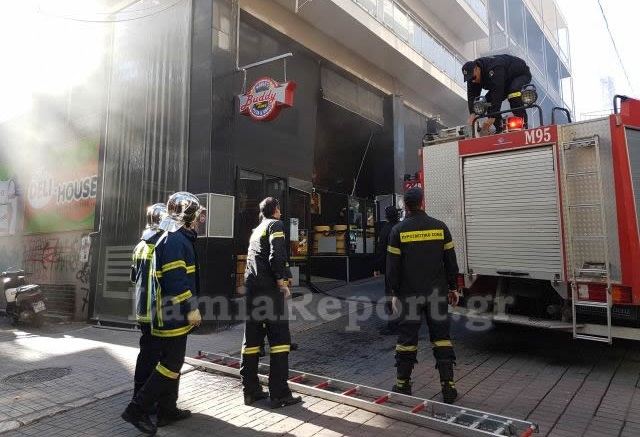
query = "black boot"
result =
(437, 359, 457, 404)
(392, 378, 412, 395)
(244, 388, 269, 406)
(157, 408, 191, 427)
(270, 394, 302, 409)
(121, 403, 157, 435)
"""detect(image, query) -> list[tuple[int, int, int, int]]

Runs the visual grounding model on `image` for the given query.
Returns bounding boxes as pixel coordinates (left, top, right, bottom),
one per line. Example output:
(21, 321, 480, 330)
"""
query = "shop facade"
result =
(0, 0, 454, 325)
(81, 0, 439, 324)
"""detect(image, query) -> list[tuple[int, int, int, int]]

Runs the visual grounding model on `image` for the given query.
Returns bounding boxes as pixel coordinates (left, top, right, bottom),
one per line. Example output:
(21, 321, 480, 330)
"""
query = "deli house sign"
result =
(238, 77, 296, 122)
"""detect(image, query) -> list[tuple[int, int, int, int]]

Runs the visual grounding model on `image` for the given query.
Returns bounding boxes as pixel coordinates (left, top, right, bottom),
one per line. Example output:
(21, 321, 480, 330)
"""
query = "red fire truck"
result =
(421, 95, 640, 343)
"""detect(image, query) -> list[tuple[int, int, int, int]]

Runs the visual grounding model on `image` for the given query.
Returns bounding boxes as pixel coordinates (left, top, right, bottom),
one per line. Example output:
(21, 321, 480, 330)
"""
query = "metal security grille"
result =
(463, 146, 563, 281)
(102, 245, 135, 300)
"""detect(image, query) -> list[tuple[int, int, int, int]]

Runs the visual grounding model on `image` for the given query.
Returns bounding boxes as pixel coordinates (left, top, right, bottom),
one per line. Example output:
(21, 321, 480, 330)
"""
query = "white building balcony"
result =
(412, 0, 489, 42)
(274, 0, 469, 122)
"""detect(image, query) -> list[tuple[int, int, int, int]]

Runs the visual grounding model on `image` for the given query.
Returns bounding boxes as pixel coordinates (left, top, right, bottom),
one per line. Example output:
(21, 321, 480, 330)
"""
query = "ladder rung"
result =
(447, 410, 467, 423)
(566, 171, 598, 176)
(577, 269, 608, 277)
(574, 300, 609, 308)
(568, 203, 603, 208)
(470, 414, 490, 429)
(411, 402, 426, 414)
(374, 394, 390, 404)
(575, 334, 611, 343)
(315, 381, 330, 389)
(342, 387, 358, 396)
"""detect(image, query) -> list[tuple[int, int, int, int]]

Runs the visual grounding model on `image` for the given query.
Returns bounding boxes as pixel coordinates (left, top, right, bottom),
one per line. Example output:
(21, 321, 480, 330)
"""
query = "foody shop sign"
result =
(238, 77, 296, 122)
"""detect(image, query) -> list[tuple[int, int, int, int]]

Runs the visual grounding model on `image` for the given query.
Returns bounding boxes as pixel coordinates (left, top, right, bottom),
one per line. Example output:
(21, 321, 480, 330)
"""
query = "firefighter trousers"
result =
(486, 71, 533, 132)
(133, 334, 187, 415)
(240, 290, 291, 399)
(394, 294, 456, 385)
(133, 323, 163, 397)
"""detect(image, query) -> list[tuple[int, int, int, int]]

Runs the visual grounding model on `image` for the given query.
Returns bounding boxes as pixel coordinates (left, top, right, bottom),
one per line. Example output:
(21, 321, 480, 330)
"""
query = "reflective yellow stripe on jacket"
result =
(387, 245, 401, 255)
(152, 325, 193, 337)
(171, 290, 193, 305)
(269, 231, 285, 241)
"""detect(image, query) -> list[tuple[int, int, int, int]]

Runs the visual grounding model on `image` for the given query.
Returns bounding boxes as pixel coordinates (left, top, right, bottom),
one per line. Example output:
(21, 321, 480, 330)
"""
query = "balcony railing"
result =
(353, 0, 465, 88)
(464, 0, 488, 25)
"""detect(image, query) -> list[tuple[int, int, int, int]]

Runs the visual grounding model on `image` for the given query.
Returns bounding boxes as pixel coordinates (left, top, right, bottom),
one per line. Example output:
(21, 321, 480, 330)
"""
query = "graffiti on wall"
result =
(23, 231, 88, 283)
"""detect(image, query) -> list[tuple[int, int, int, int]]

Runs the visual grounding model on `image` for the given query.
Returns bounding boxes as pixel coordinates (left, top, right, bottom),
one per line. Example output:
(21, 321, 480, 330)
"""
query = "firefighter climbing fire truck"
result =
(421, 95, 640, 343)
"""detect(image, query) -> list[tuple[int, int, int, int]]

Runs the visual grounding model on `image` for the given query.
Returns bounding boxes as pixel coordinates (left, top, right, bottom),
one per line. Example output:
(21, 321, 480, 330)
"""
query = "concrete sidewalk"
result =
(0, 284, 381, 434)
(2, 369, 447, 437)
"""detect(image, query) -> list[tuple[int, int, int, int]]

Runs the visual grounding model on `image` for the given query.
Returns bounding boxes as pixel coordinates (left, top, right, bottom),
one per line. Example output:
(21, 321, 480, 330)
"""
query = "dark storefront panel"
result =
(92, 0, 192, 323)
(233, 13, 320, 182)
(403, 104, 430, 176)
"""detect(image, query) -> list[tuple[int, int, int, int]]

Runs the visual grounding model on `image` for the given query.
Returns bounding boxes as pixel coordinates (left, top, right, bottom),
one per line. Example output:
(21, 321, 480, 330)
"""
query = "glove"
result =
(448, 289, 461, 307)
(392, 295, 400, 315)
(187, 308, 202, 327)
(280, 285, 291, 299)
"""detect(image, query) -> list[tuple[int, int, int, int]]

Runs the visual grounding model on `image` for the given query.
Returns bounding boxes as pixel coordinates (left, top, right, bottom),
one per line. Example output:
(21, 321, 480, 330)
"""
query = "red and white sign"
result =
(459, 125, 558, 156)
(238, 77, 296, 122)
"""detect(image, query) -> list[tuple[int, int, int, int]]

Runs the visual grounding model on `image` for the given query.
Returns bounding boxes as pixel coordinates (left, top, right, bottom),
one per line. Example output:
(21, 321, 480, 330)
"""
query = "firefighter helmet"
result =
(146, 203, 167, 230)
(160, 192, 205, 232)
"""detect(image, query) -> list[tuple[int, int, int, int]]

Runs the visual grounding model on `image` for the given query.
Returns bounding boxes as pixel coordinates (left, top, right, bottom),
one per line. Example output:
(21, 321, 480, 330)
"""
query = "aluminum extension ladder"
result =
(561, 136, 613, 343)
(186, 351, 538, 437)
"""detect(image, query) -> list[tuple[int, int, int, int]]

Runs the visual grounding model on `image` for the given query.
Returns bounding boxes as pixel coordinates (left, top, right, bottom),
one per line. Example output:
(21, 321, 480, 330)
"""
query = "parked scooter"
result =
(0, 268, 46, 327)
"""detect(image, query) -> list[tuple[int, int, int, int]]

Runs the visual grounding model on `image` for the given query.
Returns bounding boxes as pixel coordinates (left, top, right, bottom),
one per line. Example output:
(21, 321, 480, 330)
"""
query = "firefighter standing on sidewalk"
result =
(240, 197, 302, 409)
(122, 192, 204, 435)
(386, 188, 461, 404)
(463, 54, 532, 134)
(131, 203, 167, 398)
(374, 205, 401, 335)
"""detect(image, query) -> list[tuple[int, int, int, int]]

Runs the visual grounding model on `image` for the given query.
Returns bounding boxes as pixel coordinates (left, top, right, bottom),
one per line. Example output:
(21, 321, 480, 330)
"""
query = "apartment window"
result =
(545, 40, 560, 94)
(488, 0, 507, 50)
(525, 8, 544, 73)
(355, 0, 377, 15)
(383, 0, 393, 28)
(392, 3, 410, 41)
(506, 0, 525, 50)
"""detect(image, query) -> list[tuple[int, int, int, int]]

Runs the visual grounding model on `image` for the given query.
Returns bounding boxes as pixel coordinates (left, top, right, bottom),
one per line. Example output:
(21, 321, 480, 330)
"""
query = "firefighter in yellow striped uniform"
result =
(240, 197, 301, 409)
(131, 203, 166, 398)
(122, 192, 204, 435)
(386, 188, 461, 404)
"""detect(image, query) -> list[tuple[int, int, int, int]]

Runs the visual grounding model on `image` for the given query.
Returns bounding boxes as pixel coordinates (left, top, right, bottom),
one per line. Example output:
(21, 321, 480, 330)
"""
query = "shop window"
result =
(289, 189, 309, 260)
(236, 170, 263, 254)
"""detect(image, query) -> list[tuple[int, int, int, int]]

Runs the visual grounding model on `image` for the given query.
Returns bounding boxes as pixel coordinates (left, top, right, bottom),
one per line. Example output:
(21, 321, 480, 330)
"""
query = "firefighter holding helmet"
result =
(122, 192, 204, 435)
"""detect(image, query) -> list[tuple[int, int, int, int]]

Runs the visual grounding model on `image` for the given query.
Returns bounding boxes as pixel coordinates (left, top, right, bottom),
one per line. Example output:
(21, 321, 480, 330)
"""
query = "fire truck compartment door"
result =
(463, 146, 563, 281)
